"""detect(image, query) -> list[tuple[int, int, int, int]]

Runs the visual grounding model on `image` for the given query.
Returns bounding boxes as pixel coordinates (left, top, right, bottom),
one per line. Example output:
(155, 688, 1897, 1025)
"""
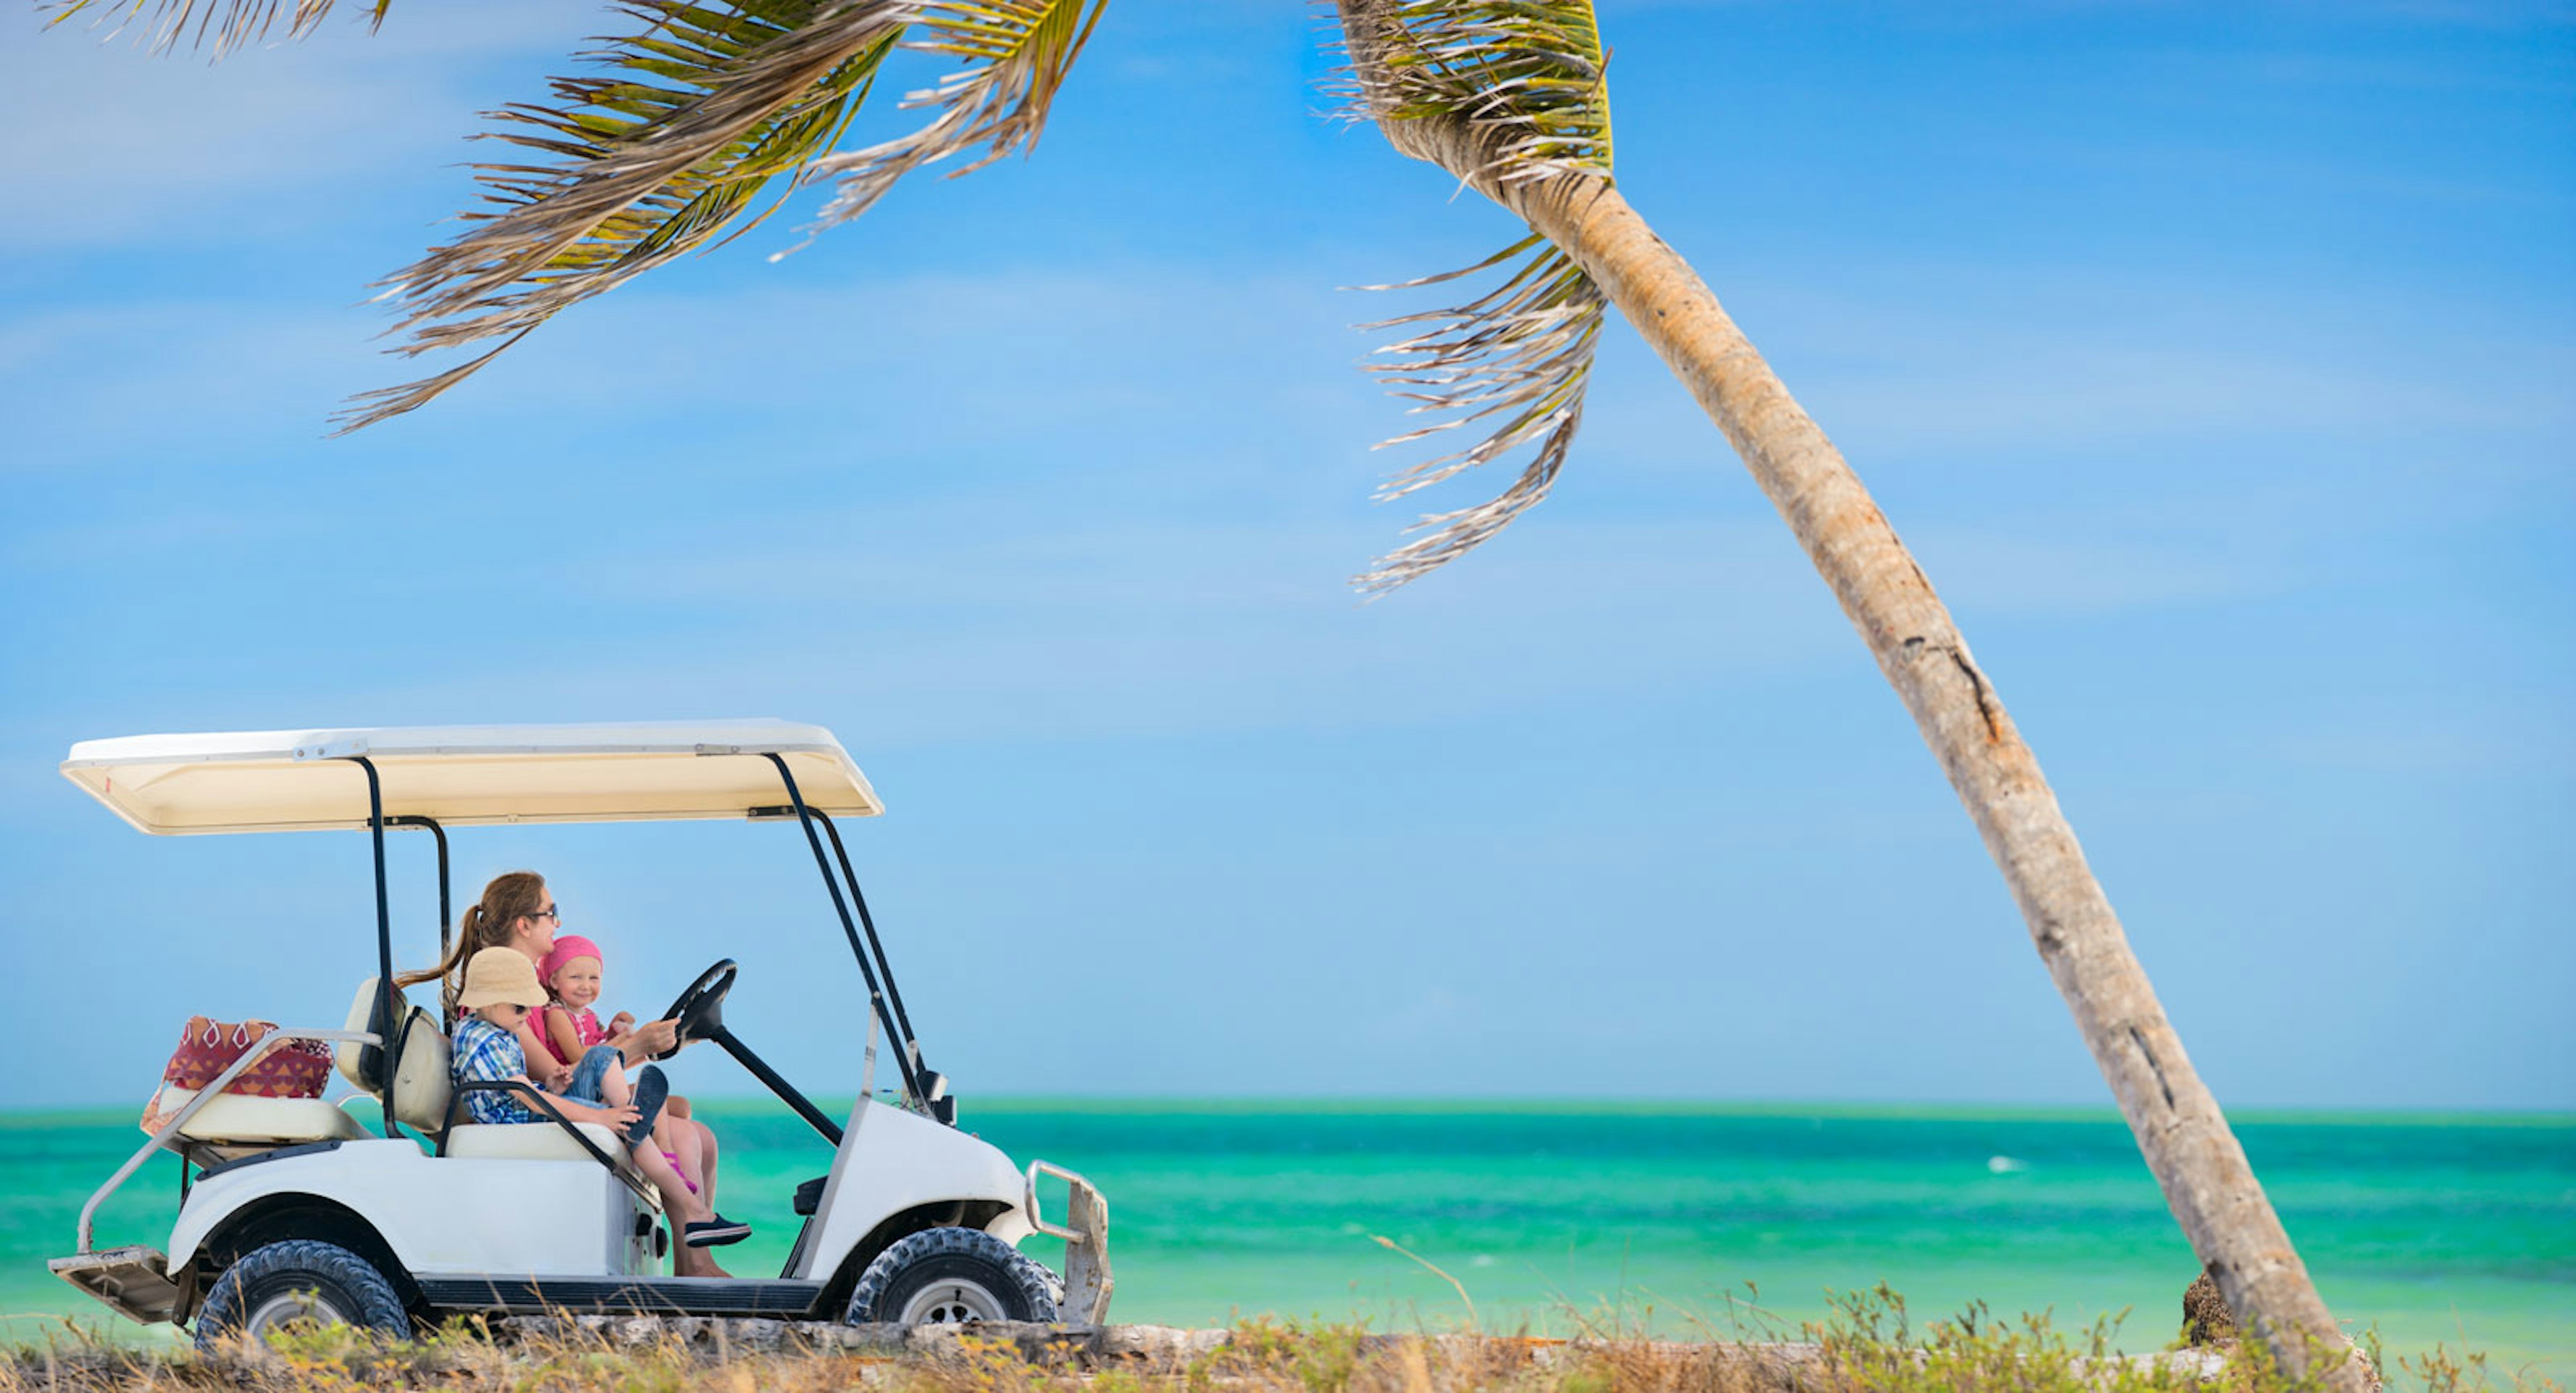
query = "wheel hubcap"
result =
(244, 1289, 349, 1337)
(899, 1278, 1008, 1325)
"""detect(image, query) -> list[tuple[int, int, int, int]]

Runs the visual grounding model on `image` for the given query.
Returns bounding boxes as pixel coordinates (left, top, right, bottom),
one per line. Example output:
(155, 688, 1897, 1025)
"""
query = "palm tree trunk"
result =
(1335, 8, 2361, 1385)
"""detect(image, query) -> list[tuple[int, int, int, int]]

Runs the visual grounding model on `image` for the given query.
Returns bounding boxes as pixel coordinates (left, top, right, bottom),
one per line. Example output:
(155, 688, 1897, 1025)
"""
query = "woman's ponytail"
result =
(395, 872, 547, 1015)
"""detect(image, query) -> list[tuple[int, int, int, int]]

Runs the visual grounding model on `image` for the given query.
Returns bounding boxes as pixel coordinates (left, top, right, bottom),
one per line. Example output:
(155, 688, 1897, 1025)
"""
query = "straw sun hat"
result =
(458, 947, 550, 1010)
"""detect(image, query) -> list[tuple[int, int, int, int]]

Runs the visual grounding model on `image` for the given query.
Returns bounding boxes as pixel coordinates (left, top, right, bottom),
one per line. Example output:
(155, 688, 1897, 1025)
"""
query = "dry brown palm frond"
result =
(43, 0, 385, 56)
(1330, 1, 1614, 594)
(785, 0, 1108, 251)
(1352, 232, 1604, 595)
(337, 0, 908, 433)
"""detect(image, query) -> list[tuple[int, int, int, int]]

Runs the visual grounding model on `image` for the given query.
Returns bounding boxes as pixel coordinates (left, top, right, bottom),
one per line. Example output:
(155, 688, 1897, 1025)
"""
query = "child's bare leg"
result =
(652, 1116, 704, 1194)
(596, 1060, 632, 1108)
(631, 1145, 727, 1279)
(633, 1145, 703, 1221)
(692, 1119, 720, 1212)
(664, 1112, 695, 1179)
(658, 1094, 704, 1190)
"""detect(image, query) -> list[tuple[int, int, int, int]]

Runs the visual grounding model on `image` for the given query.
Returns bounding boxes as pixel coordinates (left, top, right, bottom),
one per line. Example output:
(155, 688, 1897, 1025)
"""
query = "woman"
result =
(396, 870, 736, 1277)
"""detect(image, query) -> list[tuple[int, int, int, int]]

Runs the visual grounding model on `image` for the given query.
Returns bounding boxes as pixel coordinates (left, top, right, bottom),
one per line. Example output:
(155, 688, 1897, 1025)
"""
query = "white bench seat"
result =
(162, 1087, 376, 1147)
(445, 1122, 653, 1196)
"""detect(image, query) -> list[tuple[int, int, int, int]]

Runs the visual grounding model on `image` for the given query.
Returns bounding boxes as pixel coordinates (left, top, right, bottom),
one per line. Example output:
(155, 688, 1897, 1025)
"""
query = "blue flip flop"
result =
(624, 1066, 668, 1148)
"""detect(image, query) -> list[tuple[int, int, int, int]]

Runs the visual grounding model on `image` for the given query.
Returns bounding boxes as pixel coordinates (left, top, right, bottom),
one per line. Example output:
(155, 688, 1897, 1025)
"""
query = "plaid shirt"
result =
(450, 1017, 542, 1126)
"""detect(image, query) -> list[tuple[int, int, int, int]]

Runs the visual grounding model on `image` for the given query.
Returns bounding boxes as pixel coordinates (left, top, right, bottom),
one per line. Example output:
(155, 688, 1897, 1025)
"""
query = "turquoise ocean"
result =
(4, 1102, 2567, 1380)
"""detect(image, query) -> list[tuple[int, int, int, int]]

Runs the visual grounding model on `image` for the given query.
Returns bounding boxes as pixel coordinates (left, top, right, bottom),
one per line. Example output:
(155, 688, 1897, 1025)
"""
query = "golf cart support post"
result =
(380, 815, 451, 960)
(51, 720, 1113, 1335)
(751, 753, 938, 1119)
(747, 805, 932, 1081)
(354, 757, 398, 1139)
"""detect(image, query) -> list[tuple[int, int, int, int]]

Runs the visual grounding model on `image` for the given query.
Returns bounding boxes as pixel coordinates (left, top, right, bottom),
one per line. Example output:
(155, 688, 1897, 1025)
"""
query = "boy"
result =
(450, 947, 749, 1270)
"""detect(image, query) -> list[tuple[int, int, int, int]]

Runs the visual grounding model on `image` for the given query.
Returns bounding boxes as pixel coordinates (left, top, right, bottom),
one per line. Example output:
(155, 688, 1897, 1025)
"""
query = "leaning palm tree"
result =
(56, 0, 2360, 1377)
(1328, 1, 2364, 1384)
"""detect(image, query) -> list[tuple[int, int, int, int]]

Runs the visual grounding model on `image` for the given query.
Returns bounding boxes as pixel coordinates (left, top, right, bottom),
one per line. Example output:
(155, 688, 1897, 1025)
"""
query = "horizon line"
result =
(1, 1094, 2567, 1129)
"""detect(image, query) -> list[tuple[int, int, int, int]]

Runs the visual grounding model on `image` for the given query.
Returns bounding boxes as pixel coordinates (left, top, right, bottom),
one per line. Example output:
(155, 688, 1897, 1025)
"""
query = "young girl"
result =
(449, 947, 747, 1274)
(539, 935, 706, 1196)
(535, 935, 635, 1071)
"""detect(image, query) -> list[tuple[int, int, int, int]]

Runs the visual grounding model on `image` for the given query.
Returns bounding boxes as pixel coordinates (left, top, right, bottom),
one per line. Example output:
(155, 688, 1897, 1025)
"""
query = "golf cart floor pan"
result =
(417, 1276, 828, 1318)
(50, 1247, 183, 1325)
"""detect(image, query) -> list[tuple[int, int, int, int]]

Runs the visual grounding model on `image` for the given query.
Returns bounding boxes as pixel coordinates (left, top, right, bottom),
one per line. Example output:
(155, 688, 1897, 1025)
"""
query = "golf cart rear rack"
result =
(68, 1026, 382, 1255)
(52, 1024, 384, 1324)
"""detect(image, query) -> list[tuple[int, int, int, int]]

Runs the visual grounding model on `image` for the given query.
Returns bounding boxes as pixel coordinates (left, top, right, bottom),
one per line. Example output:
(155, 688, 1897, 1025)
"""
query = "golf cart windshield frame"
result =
(341, 748, 935, 1143)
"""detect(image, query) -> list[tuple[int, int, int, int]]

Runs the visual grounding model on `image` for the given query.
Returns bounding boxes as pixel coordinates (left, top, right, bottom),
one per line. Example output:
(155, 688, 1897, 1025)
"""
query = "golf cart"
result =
(47, 721, 1112, 1350)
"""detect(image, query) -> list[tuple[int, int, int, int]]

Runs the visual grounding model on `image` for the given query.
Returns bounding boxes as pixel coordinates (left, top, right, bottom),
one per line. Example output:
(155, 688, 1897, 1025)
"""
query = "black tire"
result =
(844, 1227, 1061, 1326)
(193, 1239, 409, 1353)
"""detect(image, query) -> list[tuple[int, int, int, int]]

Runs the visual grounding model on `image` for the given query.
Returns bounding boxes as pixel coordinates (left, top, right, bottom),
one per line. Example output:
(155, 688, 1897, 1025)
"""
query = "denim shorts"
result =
(559, 1044, 621, 1104)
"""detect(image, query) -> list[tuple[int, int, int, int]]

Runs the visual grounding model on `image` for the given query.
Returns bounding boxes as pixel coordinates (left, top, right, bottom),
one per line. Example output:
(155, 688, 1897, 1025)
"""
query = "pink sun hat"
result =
(540, 934, 604, 989)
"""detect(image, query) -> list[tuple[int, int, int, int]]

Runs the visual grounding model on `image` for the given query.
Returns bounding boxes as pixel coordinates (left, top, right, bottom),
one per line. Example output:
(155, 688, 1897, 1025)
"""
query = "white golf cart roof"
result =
(62, 719, 883, 835)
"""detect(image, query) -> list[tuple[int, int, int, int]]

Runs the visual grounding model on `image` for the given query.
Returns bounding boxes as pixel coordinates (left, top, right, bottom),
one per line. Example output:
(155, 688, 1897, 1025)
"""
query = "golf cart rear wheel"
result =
(845, 1227, 1060, 1325)
(194, 1239, 409, 1353)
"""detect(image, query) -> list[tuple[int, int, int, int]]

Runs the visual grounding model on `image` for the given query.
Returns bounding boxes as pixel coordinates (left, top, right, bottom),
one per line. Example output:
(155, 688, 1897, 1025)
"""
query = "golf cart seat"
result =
(444, 1121, 651, 1186)
(333, 982, 652, 1184)
(159, 1086, 377, 1149)
(335, 979, 452, 1136)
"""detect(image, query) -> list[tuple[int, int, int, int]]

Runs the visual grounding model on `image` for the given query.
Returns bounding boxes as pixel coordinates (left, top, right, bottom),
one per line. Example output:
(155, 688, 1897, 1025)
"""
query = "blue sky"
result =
(1, 1, 2568, 1113)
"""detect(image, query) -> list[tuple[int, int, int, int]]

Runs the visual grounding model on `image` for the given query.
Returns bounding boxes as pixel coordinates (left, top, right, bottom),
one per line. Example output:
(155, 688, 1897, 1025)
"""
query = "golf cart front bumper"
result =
(1023, 1162, 1113, 1324)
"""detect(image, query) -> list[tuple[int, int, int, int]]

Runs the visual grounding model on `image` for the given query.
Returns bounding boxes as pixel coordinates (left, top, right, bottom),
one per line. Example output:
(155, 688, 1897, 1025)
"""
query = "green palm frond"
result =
(1341, 1, 1612, 594)
(1336, 0, 1611, 185)
(1354, 234, 1604, 595)
(788, 0, 1107, 245)
(44, 0, 386, 56)
(337, 0, 908, 433)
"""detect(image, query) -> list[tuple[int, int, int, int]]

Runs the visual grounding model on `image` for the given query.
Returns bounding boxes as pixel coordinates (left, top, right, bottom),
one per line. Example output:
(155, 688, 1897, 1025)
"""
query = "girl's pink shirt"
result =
(536, 1002, 608, 1067)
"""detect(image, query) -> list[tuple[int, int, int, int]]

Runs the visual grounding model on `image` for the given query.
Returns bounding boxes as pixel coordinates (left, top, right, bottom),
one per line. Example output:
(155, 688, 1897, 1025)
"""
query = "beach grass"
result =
(0, 1286, 2556, 1393)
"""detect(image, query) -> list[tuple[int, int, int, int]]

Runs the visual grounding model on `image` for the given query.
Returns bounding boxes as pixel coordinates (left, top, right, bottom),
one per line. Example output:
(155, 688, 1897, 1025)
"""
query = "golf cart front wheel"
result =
(193, 1239, 409, 1353)
(845, 1227, 1060, 1325)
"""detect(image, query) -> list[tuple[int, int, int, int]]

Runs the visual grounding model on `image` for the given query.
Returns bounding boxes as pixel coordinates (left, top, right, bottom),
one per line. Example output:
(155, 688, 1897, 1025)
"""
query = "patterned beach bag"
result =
(139, 1017, 333, 1134)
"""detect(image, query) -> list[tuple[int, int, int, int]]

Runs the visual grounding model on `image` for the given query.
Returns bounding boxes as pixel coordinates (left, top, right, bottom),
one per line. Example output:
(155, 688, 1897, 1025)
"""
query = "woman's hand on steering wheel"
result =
(631, 1018, 681, 1061)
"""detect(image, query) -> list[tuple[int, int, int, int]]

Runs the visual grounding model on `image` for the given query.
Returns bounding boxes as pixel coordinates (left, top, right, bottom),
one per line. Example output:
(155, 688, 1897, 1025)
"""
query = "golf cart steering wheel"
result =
(651, 958, 737, 1062)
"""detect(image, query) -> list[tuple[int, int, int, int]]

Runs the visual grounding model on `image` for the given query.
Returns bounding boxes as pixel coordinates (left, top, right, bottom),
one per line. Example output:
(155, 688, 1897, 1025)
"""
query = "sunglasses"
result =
(531, 906, 561, 923)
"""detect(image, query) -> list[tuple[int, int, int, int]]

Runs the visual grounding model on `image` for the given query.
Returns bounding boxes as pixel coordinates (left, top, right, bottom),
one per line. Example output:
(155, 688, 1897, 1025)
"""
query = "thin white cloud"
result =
(0, 264, 1392, 473)
(0, 301, 369, 466)
(30, 247, 2567, 480)
(1, 1, 596, 248)
(2282, 717, 2576, 776)
(1705, 268, 2576, 453)
(1904, 527, 2273, 617)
